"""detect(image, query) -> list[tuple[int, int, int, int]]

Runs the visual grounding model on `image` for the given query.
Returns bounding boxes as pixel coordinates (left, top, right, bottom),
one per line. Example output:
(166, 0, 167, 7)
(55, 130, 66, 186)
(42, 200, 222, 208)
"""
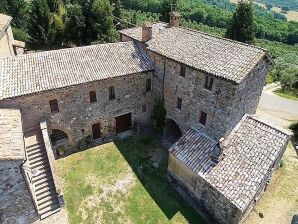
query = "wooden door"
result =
(92, 123, 101, 139)
(115, 113, 132, 134)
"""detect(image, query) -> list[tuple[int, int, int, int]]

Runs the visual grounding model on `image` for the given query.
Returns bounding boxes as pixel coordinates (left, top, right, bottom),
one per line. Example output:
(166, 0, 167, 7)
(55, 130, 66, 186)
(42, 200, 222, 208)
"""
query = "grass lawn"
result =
(274, 89, 298, 101)
(56, 135, 205, 224)
(244, 143, 298, 224)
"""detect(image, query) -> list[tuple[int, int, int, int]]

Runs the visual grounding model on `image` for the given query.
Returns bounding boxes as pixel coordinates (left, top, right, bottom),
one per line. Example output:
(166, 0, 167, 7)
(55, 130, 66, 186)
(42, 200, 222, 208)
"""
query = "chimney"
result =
(142, 22, 153, 43)
(170, 11, 181, 27)
(211, 138, 224, 163)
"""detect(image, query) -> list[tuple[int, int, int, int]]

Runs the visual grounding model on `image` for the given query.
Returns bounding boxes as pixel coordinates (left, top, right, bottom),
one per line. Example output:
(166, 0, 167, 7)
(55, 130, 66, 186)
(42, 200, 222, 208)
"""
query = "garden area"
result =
(56, 135, 205, 224)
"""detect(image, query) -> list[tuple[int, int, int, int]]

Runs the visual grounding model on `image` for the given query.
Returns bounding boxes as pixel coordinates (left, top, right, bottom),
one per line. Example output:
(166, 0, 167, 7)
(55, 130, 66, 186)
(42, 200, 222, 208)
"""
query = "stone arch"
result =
(164, 118, 182, 147)
(50, 129, 69, 144)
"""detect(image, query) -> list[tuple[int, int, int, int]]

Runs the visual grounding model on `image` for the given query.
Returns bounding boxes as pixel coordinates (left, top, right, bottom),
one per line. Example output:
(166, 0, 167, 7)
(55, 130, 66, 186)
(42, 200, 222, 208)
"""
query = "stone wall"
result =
(147, 50, 270, 140)
(0, 160, 38, 223)
(168, 156, 242, 224)
(225, 57, 270, 136)
(0, 72, 153, 150)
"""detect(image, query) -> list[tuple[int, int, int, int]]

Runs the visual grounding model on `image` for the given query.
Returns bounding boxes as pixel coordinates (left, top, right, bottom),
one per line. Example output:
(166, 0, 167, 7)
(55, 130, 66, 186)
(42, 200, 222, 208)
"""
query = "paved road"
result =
(257, 90, 298, 128)
(259, 91, 298, 116)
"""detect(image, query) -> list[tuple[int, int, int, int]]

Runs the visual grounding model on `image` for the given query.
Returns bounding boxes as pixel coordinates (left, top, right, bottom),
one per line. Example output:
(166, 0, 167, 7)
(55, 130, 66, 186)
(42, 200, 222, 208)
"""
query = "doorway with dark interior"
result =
(92, 123, 101, 140)
(164, 118, 182, 148)
(115, 113, 132, 134)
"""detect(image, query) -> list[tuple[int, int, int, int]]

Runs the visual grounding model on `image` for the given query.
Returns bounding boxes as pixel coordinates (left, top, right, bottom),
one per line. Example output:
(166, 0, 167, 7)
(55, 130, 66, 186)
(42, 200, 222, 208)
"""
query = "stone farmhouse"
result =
(0, 12, 292, 224)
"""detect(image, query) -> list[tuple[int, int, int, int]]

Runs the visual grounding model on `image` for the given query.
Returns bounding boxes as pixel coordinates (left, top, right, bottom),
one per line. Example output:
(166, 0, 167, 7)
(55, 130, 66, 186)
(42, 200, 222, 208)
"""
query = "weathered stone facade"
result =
(0, 72, 153, 151)
(148, 50, 270, 140)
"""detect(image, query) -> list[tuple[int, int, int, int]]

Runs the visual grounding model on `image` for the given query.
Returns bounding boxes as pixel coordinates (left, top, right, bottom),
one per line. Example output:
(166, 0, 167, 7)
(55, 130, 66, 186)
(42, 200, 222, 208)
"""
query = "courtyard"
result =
(56, 135, 205, 224)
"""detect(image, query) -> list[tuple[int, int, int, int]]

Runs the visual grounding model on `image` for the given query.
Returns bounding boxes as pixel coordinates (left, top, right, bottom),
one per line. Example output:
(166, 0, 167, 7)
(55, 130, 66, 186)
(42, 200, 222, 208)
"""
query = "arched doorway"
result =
(164, 119, 182, 147)
(50, 129, 69, 145)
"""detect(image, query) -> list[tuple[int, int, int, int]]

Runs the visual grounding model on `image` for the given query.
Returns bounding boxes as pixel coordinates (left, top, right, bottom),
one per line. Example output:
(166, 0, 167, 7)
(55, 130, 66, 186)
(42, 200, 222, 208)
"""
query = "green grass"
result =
(56, 135, 205, 224)
(274, 89, 298, 101)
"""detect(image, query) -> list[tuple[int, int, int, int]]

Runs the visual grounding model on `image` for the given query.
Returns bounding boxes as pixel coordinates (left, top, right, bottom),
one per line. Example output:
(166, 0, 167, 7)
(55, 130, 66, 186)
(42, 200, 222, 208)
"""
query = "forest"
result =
(0, 0, 297, 97)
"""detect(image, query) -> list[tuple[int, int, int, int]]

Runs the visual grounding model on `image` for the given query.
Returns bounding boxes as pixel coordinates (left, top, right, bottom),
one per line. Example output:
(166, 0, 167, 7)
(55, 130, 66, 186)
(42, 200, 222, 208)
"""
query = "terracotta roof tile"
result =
(0, 42, 154, 100)
(169, 114, 292, 211)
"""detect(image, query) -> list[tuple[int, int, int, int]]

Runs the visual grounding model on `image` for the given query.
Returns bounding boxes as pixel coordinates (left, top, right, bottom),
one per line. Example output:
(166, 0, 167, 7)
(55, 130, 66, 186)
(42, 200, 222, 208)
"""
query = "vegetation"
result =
(255, 0, 298, 11)
(289, 122, 298, 140)
(153, 97, 167, 132)
(56, 136, 204, 223)
(226, 0, 254, 43)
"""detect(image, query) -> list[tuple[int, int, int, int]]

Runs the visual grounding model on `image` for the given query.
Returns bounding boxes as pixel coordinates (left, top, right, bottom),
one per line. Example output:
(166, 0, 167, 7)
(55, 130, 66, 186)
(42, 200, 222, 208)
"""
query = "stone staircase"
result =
(24, 129, 61, 219)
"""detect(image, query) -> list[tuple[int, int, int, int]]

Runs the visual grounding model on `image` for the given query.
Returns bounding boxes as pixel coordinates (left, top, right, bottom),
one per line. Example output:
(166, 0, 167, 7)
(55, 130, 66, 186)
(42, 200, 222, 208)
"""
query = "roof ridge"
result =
(248, 115, 293, 137)
(0, 41, 137, 60)
(172, 25, 267, 52)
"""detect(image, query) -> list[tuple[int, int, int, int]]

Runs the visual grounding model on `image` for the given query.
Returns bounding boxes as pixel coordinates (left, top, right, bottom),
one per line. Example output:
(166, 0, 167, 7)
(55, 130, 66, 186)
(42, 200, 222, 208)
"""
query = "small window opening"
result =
(204, 75, 214, 91)
(49, 99, 59, 113)
(109, 86, 115, 100)
(89, 91, 97, 103)
(177, 97, 182, 110)
(180, 64, 186, 78)
(199, 111, 207, 126)
(146, 78, 152, 92)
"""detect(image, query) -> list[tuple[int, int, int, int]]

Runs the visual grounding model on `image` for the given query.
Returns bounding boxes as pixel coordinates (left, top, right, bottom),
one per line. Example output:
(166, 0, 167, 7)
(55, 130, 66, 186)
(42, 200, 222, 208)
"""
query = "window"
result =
(89, 91, 97, 103)
(49, 99, 59, 113)
(109, 86, 115, 100)
(180, 64, 186, 78)
(177, 97, 182, 110)
(146, 78, 152, 92)
(199, 111, 207, 126)
(204, 75, 214, 91)
(92, 123, 101, 139)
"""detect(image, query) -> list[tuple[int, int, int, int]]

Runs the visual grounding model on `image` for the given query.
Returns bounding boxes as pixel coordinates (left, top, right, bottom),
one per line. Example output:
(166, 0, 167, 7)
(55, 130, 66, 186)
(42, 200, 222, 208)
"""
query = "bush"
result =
(289, 122, 298, 139)
(153, 97, 167, 132)
(85, 135, 93, 145)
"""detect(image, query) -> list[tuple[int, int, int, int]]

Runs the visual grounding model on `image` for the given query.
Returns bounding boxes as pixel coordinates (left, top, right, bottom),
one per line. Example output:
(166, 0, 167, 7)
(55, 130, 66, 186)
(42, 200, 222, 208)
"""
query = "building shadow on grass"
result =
(114, 134, 206, 224)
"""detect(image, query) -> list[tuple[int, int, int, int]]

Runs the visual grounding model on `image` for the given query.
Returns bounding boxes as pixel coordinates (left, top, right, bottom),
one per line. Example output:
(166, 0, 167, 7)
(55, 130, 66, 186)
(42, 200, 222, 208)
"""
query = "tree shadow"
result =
(114, 134, 206, 224)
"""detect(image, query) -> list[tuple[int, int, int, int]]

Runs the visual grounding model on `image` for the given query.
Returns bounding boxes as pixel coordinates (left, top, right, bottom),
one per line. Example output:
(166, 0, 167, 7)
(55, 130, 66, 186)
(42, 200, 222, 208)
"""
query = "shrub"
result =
(289, 122, 298, 139)
(153, 97, 167, 132)
(85, 135, 93, 145)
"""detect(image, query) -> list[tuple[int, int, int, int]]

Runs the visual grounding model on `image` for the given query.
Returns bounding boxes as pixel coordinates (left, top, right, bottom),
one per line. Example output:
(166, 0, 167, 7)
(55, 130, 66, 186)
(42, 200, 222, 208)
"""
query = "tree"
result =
(28, 0, 58, 49)
(90, 0, 118, 43)
(280, 66, 298, 90)
(281, 6, 289, 13)
(0, 0, 28, 27)
(64, 4, 86, 46)
(131, 11, 137, 25)
(47, 0, 61, 13)
(160, 0, 177, 22)
(226, 0, 255, 44)
(153, 97, 167, 132)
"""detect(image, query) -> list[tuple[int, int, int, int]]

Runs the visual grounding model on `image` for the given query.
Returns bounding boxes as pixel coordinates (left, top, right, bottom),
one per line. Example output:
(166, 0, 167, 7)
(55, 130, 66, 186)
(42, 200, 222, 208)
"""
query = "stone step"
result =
(26, 143, 43, 151)
(36, 188, 56, 201)
(37, 193, 58, 206)
(32, 169, 52, 182)
(39, 202, 60, 216)
(29, 154, 48, 165)
(38, 197, 59, 210)
(35, 180, 54, 192)
(27, 146, 46, 156)
(40, 206, 60, 220)
(27, 150, 47, 161)
(34, 175, 53, 187)
(30, 159, 49, 169)
(35, 183, 56, 196)
(31, 162, 50, 171)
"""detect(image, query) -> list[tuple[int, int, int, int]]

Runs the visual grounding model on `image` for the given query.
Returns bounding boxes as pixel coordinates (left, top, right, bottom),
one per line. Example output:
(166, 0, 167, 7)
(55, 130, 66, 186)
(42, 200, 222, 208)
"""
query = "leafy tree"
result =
(90, 0, 118, 43)
(28, 0, 58, 49)
(153, 97, 167, 132)
(280, 66, 298, 90)
(131, 11, 137, 25)
(64, 4, 86, 45)
(0, 0, 28, 27)
(226, 0, 255, 44)
(281, 6, 289, 13)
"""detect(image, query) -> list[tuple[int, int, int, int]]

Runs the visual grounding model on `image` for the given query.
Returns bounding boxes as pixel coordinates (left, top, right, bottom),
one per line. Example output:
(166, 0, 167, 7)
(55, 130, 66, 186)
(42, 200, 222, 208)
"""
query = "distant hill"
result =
(255, 0, 298, 11)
